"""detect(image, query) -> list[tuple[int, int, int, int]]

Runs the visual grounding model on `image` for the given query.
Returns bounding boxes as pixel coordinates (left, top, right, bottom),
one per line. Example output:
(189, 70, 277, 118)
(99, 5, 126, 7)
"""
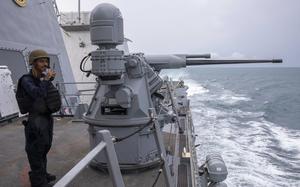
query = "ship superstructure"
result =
(0, 0, 79, 116)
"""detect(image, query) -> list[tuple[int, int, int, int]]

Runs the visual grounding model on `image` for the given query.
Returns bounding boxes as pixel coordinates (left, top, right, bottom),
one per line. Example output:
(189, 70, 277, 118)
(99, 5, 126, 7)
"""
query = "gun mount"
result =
(81, 3, 282, 186)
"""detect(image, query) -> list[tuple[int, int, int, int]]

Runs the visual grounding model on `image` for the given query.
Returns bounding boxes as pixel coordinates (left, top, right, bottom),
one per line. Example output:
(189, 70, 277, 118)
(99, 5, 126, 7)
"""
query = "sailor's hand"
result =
(45, 69, 56, 81)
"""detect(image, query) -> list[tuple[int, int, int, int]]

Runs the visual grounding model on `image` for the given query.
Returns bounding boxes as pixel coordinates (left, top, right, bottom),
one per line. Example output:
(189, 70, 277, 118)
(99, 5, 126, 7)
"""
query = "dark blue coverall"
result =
(21, 72, 53, 187)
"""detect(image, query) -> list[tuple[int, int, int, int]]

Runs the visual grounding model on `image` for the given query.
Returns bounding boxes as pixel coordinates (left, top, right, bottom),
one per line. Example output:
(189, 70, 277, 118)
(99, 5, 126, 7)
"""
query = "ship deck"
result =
(0, 117, 192, 187)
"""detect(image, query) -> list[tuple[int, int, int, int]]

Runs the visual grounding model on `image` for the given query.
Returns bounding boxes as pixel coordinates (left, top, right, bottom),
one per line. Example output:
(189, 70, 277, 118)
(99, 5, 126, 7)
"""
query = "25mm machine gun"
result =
(77, 3, 282, 187)
(145, 54, 281, 71)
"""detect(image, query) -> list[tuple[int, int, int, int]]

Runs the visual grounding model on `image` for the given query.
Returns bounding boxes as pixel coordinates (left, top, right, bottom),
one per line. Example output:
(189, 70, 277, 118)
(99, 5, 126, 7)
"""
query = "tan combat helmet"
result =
(29, 49, 50, 65)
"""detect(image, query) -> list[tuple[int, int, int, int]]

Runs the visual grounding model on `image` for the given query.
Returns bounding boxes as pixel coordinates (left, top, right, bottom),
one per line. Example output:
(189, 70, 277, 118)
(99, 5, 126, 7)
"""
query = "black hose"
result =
(151, 163, 164, 187)
(115, 119, 153, 143)
(80, 53, 92, 74)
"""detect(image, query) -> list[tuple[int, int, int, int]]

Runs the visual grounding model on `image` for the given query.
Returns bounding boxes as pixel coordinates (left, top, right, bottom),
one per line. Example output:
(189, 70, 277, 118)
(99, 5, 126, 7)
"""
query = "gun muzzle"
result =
(272, 59, 283, 63)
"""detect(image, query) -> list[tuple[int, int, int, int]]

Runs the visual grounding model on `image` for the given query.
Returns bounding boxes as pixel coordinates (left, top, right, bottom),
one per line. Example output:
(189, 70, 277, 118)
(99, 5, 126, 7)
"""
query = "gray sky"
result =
(56, 0, 300, 67)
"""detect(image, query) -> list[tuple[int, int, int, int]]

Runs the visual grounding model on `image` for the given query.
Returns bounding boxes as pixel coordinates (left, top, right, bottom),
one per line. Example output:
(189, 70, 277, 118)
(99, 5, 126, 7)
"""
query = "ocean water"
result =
(162, 67, 300, 187)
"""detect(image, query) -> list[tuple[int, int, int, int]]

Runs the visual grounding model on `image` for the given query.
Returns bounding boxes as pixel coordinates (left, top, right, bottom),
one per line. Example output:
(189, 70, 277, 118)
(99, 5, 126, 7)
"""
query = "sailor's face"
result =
(34, 58, 49, 72)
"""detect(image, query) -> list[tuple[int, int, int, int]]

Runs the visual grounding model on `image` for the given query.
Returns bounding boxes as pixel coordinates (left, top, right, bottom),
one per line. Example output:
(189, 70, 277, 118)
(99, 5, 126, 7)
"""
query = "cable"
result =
(80, 53, 92, 76)
(151, 169, 162, 187)
(80, 54, 91, 72)
(114, 119, 153, 143)
(151, 163, 164, 187)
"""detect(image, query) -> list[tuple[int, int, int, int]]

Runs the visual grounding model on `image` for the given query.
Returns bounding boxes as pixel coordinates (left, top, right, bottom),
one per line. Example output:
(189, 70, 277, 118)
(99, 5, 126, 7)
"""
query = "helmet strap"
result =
(31, 65, 42, 78)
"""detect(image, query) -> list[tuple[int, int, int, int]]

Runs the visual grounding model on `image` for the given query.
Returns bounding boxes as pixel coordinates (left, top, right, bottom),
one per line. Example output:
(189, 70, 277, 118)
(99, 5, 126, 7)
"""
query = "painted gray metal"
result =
(83, 4, 164, 167)
(90, 3, 124, 46)
(0, 50, 28, 84)
(165, 81, 182, 186)
(54, 142, 106, 187)
(75, 2, 282, 186)
(0, 66, 19, 120)
(0, 0, 79, 113)
(0, 1, 284, 186)
(186, 59, 282, 65)
(149, 108, 174, 187)
(54, 130, 125, 187)
(145, 55, 282, 71)
(83, 3, 165, 171)
(82, 3, 224, 186)
(101, 130, 126, 187)
(205, 154, 228, 183)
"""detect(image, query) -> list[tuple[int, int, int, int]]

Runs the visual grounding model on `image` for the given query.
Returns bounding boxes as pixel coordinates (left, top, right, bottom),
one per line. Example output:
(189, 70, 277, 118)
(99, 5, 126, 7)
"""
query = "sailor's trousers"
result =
(24, 113, 53, 186)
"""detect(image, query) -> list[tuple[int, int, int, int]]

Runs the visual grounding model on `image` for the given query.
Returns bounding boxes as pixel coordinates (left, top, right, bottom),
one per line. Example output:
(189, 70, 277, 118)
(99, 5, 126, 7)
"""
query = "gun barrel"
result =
(185, 54, 211, 59)
(186, 59, 282, 66)
(145, 54, 282, 70)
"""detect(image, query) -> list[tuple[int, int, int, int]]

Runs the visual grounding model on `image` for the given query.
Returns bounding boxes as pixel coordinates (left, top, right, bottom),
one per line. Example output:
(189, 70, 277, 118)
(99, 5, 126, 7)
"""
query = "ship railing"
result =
(55, 81, 96, 116)
(54, 130, 125, 187)
(163, 78, 200, 187)
(52, 0, 60, 19)
(152, 79, 186, 187)
(165, 80, 181, 187)
(186, 111, 200, 187)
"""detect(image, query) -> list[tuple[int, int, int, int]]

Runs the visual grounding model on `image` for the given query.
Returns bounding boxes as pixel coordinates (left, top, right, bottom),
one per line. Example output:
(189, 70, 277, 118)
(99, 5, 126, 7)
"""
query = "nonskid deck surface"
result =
(0, 117, 173, 187)
(0, 117, 89, 187)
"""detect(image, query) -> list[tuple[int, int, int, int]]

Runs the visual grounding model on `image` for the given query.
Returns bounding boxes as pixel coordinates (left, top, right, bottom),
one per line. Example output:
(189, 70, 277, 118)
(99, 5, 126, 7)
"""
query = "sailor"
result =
(20, 49, 57, 187)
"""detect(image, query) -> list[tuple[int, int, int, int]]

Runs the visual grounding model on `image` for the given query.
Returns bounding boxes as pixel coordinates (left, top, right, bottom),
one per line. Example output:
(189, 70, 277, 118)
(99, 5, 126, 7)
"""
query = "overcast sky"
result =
(56, 0, 300, 67)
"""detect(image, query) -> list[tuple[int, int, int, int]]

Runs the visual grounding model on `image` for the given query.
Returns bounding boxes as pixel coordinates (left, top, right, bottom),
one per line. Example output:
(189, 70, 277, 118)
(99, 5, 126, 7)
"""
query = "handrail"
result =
(165, 80, 181, 186)
(56, 81, 97, 85)
(148, 108, 174, 187)
(54, 81, 97, 116)
(54, 130, 125, 187)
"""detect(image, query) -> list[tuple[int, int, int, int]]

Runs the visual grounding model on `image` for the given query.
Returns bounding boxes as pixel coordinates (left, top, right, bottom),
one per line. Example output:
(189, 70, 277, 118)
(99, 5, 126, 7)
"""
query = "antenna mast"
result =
(78, 0, 81, 23)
